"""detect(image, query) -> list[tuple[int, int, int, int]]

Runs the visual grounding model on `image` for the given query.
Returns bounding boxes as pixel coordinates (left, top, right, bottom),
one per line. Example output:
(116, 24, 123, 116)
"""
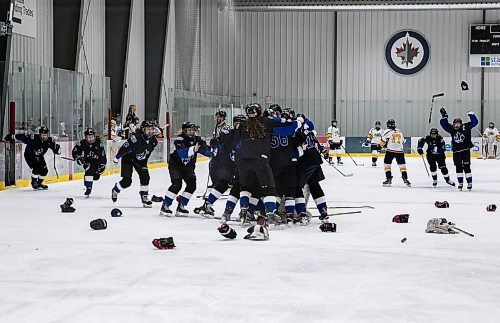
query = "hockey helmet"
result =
(215, 110, 227, 119)
(245, 103, 262, 118)
(269, 104, 282, 115)
(489, 122, 495, 129)
(84, 128, 96, 143)
(296, 113, 307, 120)
(140, 120, 155, 138)
(282, 107, 296, 120)
(262, 107, 277, 118)
(233, 114, 246, 123)
(331, 119, 338, 126)
(387, 119, 396, 130)
(39, 126, 49, 140)
(430, 128, 438, 137)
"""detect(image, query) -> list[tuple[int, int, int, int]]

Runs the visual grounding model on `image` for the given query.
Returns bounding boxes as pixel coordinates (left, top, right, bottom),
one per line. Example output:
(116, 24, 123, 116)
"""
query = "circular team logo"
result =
(385, 30, 430, 75)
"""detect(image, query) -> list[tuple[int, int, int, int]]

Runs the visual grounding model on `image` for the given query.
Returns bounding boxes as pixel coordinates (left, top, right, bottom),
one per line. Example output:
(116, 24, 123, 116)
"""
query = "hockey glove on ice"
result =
(90, 218, 107, 230)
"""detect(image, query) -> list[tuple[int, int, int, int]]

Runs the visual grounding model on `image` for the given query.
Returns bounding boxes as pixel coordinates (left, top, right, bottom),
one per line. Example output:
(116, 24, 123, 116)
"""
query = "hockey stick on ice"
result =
(452, 226, 474, 237)
(428, 92, 445, 124)
(342, 146, 364, 166)
(308, 205, 374, 209)
(329, 163, 353, 177)
(421, 155, 430, 177)
(310, 210, 361, 217)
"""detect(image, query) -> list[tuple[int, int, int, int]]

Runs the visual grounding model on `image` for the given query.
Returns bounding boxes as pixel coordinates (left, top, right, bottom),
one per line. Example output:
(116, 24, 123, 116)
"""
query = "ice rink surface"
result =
(1, 157, 500, 323)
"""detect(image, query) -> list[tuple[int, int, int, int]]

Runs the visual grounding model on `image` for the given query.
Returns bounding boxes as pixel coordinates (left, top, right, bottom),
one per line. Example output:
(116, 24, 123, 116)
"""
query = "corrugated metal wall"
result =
(76, 0, 106, 75)
(10, 0, 53, 67)
(159, 0, 175, 125)
(123, 0, 145, 122)
(337, 10, 488, 136)
(483, 9, 500, 131)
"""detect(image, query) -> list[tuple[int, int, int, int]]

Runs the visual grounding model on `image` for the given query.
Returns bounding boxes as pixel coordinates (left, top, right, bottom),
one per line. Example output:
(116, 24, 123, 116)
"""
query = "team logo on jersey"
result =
(34, 148, 44, 156)
(453, 132, 465, 144)
(136, 150, 149, 160)
(385, 30, 430, 75)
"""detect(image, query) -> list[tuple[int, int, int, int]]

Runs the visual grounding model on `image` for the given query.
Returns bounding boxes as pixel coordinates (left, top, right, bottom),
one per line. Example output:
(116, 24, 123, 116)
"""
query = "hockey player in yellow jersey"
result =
(326, 120, 343, 165)
(380, 119, 410, 187)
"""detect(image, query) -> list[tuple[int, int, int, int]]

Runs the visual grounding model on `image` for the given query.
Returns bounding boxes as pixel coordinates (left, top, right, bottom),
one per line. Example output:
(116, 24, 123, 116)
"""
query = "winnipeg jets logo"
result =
(385, 30, 430, 75)
(454, 133, 465, 144)
(136, 150, 149, 160)
(34, 148, 44, 156)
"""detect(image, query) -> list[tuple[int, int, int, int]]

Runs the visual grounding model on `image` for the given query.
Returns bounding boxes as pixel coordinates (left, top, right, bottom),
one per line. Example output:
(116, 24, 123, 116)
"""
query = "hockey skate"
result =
(372, 162, 377, 167)
(175, 203, 189, 217)
(159, 204, 172, 217)
(467, 183, 472, 191)
(111, 187, 119, 202)
(31, 181, 39, 190)
(318, 207, 329, 224)
(194, 201, 215, 218)
(403, 178, 411, 187)
(292, 212, 311, 226)
(446, 179, 455, 186)
(141, 195, 152, 208)
(220, 207, 233, 224)
(458, 183, 463, 191)
(37, 183, 48, 190)
(337, 159, 343, 165)
(382, 177, 392, 187)
(84, 188, 92, 198)
(239, 207, 250, 226)
(432, 180, 438, 187)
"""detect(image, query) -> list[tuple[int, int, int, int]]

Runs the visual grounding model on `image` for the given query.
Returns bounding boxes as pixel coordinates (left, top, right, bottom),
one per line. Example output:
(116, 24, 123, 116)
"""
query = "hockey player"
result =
(417, 128, 455, 187)
(194, 112, 243, 223)
(234, 102, 292, 229)
(482, 122, 499, 159)
(440, 108, 478, 190)
(71, 128, 107, 197)
(111, 120, 158, 207)
(294, 115, 330, 223)
(4, 127, 61, 190)
(363, 121, 384, 166)
(160, 122, 212, 217)
(326, 120, 343, 165)
(380, 119, 411, 187)
(270, 107, 303, 223)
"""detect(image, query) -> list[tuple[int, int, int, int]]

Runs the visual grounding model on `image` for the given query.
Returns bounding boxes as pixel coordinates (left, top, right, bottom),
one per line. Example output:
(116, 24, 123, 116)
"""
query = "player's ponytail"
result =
(245, 117, 266, 139)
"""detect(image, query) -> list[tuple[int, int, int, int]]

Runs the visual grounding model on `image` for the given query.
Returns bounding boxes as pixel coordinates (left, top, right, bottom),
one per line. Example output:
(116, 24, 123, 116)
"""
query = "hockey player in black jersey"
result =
(417, 128, 455, 187)
(440, 108, 478, 191)
(294, 116, 329, 223)
(5, 127, 61, 190)
(194, 112, 243, 223)
(72, 128, 107, 197)
(270, 107, 303, 223)
(160, 122, 213, 217)
(111, 121, 158, 207)
(234, 102, 292, 228)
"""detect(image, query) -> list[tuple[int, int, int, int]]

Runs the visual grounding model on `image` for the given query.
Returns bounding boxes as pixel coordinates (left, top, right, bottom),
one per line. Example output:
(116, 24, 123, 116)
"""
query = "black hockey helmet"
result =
(430, 128, 439, 137)
(39, 126, 49, 134)
(245, 103, 262, 118)
(489, 121, 495, 129)
(181, 121, 199, 133)
(269, 104, 282, 115)
(331, 119, 338, 126)
(296, 113, 307, 120)
(141, 120, 155, 138)
(282, 107, 296, 120)
(85, 128, 96, 143)
(387, 119, 396, 130)
(215, 110, 227, 119)
(262, 107, 277, 118)
(233, 114, 246, 123)
(452, 118, 462, 129)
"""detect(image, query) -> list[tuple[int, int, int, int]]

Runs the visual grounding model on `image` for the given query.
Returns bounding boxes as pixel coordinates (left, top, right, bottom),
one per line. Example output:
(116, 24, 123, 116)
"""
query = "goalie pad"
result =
(90, 218, 107, 230)
(218, 224, 237, 239)
(319, 222, 336, 232)
(152, 237, 176, 249)
(244, 225, 269, 241)
(392, 214, 409, 223)
(425, 218, 456, 234)
(434, 201, 450, 208)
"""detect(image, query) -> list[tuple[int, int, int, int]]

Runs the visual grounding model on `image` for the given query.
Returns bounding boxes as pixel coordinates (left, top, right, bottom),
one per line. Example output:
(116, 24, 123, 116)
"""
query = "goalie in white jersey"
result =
(363, 120, 384, 166)
(482, 122, 499, 159)
(380, 119, 411, 187)
(326, 120, 343, 165)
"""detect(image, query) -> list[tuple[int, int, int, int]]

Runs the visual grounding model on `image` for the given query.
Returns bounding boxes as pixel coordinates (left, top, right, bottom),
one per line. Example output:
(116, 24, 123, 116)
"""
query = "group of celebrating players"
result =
(5, 103, 497, 239)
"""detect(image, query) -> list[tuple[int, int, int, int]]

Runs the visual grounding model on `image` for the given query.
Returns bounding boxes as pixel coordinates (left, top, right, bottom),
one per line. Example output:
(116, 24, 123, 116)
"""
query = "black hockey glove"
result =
(97, 163, 106, 174)
(4, 133, 13, 141)
(434, 201, 449, 208)
(54, 144, 61, 155)
(218, 224, 237, 239)
(417, 148, 424, 155)
(76, 157, 86, 166)
(152, 237, 176, 249)
(392, 214, 409, 223)
(439, 108, 448, 119)
(319, 222, 337, 232)
(90, 218, 107, 230)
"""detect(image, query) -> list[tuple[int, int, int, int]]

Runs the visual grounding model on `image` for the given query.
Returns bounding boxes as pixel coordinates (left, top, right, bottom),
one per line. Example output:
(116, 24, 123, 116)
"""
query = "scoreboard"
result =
(470, 24, 500, 55)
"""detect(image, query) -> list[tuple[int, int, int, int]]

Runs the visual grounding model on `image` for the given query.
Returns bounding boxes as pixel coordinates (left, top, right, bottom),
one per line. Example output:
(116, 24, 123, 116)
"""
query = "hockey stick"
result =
(53, 151, 59, 179)
(310, 211, 361, 218)
(342, 146, 364, 166)
(329, 163, 353, 177)
(58, 156, 75, 161)
(421, 155, 430, 177)
(452, 226, 474, 237)
(308, 205, 374, 209)
(428, 93, 445, 124)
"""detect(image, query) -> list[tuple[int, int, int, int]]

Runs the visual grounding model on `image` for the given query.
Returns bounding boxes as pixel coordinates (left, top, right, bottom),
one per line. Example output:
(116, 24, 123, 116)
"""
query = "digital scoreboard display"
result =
(470, 24, 500, 55)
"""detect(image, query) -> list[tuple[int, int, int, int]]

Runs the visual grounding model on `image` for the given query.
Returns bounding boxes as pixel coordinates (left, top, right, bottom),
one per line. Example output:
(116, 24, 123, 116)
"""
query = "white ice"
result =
(1, 157, 500, 323)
